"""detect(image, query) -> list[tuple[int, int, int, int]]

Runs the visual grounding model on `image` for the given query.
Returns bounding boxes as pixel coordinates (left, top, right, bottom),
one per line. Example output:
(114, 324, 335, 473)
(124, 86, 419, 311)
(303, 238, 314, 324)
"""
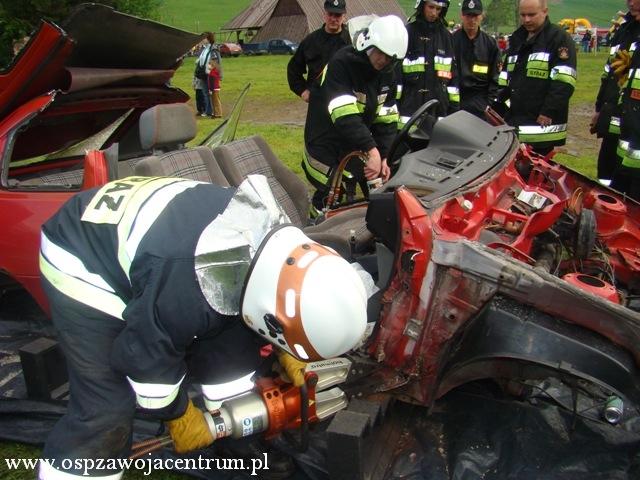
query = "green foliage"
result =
(484, 0, 516, 32)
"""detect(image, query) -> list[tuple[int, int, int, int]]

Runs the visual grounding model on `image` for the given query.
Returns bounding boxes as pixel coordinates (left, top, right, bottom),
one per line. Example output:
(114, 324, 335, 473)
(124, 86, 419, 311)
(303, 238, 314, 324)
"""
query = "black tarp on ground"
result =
(2, 289, 640, 479)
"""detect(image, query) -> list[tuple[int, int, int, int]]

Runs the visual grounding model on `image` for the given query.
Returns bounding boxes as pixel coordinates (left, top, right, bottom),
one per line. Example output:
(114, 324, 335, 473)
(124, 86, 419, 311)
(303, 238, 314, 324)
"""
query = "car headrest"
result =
(139, 103, 197, 151)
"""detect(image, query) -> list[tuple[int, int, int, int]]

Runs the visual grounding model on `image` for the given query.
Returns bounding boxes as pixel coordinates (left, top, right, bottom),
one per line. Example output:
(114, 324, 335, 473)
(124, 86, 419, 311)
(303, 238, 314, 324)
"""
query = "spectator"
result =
(397, 0, 459, 125)
(287, 0, 350, 104)
(193, 32, 222, 117)
(496, 0, 577, 156)
(582, 29, 592, 53)
(453, 0, 501, 119)
(208, 59, 223, 118)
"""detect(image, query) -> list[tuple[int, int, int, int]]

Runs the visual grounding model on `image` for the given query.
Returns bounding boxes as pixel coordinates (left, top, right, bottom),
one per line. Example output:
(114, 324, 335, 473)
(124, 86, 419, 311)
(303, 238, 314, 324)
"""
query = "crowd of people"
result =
(288, 0, 638, 207)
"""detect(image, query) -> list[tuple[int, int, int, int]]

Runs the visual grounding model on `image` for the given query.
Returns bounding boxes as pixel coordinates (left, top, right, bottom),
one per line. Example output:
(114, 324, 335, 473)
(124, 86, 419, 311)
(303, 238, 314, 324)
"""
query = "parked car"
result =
(1, 5, 640, 477)
(219, 42, 242, 57)
(242, 38, 298, 55)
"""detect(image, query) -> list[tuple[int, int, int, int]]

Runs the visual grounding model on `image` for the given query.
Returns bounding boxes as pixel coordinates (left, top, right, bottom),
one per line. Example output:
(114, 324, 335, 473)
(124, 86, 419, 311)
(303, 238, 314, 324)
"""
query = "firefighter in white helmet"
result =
(302, 15, 408, 216)
(37, 174, 367, 479)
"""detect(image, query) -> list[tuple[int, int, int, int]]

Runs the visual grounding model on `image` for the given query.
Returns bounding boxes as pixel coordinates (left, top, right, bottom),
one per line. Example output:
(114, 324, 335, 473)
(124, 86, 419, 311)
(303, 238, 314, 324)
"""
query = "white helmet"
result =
(355, 15, 408, 60)
(240, 225, 368, 362)
(415, 0, 449, 8)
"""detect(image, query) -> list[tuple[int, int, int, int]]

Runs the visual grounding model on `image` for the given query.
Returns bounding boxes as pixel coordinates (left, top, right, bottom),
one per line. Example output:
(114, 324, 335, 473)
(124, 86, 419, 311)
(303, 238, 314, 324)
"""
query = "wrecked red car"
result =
(1, 3, 640, 479)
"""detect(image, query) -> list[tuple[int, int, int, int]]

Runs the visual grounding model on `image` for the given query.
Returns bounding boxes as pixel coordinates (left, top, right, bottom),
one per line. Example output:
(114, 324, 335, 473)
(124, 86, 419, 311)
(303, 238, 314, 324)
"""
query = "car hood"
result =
(0, 3, 201, 120)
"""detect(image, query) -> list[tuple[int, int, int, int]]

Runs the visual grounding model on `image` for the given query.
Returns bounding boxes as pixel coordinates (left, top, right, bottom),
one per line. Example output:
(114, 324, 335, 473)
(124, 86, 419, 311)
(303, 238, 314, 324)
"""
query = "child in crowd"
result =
(208, 59, 222, 118)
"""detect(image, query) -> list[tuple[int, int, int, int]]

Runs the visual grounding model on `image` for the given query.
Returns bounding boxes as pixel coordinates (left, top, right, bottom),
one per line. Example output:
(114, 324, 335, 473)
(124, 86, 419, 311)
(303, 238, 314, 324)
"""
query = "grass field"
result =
(0, 20, 613, 480)
(157, 0, 622, 35)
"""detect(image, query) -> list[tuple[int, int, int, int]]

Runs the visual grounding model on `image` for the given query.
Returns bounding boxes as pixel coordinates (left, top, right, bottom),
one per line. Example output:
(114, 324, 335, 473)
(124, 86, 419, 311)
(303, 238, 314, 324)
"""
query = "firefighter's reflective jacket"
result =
(619, 45, 640, 173)
(452, 27, 500, 118)
(595, 13, 640, 141)
(397, 17, 459, 124)
(304, 46, 399, 166)
(40, 177, 236, 413)
(497, 17, 577, 150)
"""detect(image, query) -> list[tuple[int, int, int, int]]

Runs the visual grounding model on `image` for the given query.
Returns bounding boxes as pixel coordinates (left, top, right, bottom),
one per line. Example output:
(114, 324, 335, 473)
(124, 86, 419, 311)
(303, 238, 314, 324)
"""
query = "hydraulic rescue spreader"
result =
(130, 358, 352, 458)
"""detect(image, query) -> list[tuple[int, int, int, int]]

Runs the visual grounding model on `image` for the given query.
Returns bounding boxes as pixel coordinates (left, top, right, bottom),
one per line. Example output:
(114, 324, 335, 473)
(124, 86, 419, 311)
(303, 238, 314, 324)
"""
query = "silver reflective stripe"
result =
(40, 232, 114, 292)
(328, 94, 357, 114)
(518, 123, 567, 134)
(528, 52, 550, 62)
(201, 371, 255, 401)
(378, 105, 398, 116)
(127, 375, 185, 409)
(124, 181, 201, 266)
(447, 86, 460, 95)
(402, 56, 426, 67)
(38, 460, 123, 480)
(551, 65, 577, 77)
(40, 234, 126, 320)
(114, 178, 201, 279)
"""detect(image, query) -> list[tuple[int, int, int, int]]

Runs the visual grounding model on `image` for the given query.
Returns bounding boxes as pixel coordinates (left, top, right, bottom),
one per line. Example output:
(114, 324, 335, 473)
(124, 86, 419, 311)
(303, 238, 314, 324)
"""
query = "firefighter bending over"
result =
(37, 175, 368, 479)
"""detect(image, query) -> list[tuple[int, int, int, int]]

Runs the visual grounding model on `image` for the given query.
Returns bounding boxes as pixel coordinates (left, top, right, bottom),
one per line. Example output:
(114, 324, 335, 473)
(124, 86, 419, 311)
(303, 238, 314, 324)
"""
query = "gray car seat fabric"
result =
(133, 104, 229, 186)
(212, 135, 372, 258)
(138, 103, 198, 151)
(212, 136, 309, 227)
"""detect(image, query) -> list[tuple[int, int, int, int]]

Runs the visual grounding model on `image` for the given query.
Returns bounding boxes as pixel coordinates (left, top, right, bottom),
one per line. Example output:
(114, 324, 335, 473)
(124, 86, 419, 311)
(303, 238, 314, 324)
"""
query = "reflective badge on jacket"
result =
(81, 177, 182, 224)
(526, 52, 550, 79)
(472, 63, 489, 75)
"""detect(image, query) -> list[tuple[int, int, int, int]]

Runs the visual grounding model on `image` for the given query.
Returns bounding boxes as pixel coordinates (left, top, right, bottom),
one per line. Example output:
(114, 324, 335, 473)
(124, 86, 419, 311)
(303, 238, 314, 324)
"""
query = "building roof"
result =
(223, 0, 407, 43)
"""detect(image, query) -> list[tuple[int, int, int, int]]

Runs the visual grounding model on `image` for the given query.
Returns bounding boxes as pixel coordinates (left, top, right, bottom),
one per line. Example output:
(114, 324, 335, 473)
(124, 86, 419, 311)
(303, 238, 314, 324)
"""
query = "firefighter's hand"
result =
(380, 159, 391, 182)
(300, 89, 310, 103)
(612, 49, 631, 86)
(537, 114, 552, 127)
(277, 349, 307, 387)
(165, 399, 214, 454)
(364, 147, 382, 180)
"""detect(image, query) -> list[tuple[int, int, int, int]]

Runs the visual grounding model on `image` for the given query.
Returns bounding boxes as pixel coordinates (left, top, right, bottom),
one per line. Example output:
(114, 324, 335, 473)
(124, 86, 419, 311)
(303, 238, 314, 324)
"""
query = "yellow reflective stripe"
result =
(396, 84, 403, 99)
(328, 94, 359, 122)
(609, 116, 621, 134)
(40, 253, 126, 320)
(302, 150, 330, 185)
(472, 64, 489, 74)
(551, 65, 577, 87)
(127, 375, 185, 409)
(448, 86, 460, 103)
(617, 139, 629, 158)
(434, 56, 453, 72)
(622, 151, 640, 168)
(402, 56, 427, 74)
(373, 104, 399, 124)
